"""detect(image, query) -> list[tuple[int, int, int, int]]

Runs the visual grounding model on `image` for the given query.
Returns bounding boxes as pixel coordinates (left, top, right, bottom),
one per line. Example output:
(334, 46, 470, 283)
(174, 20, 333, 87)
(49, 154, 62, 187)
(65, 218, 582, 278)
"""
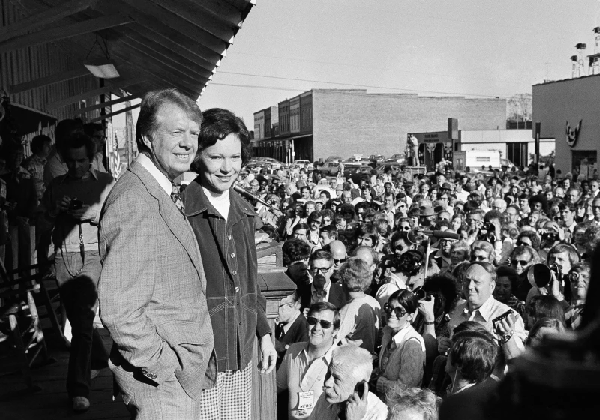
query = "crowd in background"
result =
(2, 118, 598, 418)
(236, 161, 597, 419)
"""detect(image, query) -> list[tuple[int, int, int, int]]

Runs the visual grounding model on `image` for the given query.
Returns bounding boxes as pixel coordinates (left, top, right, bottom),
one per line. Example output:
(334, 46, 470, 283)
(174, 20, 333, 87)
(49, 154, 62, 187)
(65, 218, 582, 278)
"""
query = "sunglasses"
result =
(310, 266, 330, 275)
(333, 258, 346, 264)
(511, 259, 529, 267)
(307, 316, 333, 329)
(384, 303, 407, 319)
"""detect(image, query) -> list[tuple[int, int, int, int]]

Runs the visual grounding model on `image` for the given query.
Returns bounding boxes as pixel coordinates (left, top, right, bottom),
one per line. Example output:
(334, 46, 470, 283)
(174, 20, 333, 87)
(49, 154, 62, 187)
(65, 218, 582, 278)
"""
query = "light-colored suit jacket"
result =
(98, 161, 215, 399)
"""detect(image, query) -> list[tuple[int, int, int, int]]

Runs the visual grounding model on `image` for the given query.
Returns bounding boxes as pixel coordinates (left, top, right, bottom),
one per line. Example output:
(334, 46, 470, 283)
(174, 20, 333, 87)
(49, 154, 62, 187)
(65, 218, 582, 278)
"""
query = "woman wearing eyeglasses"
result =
(371, 289, 425, 397)
(565, 262, 590, 330)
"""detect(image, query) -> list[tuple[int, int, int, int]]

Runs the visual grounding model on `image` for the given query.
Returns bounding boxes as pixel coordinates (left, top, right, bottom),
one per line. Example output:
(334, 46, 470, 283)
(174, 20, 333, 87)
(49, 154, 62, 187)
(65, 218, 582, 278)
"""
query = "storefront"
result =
(533, 74, 600, 179)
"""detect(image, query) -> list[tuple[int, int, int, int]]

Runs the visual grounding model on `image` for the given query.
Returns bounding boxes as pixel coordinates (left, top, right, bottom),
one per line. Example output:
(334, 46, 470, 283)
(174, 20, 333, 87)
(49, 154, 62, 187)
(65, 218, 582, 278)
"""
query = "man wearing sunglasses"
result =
(276, 302, 341, 420)
(509, 245, 536, 301)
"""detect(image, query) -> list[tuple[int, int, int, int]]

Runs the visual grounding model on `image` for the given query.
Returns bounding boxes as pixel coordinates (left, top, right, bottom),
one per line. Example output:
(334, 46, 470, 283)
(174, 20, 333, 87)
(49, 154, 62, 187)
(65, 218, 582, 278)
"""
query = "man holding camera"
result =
(42, 132, 114, 411)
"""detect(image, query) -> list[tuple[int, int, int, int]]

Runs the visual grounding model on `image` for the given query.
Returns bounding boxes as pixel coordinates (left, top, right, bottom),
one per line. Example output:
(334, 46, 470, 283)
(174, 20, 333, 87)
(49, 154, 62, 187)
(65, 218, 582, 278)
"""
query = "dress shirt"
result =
(137, 153, 170, 195)
(448, 297, 526, 343)
(276, 342, 338, 420)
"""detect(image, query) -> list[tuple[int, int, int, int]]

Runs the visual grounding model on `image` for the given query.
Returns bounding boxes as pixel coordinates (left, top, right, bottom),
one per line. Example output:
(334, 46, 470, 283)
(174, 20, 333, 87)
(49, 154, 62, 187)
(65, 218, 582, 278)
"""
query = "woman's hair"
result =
(388, 289, 419, 314)
(449, 330, 499, 384)
(197, 108, 251, 164)
(496, 265, 519, 294)
(422, 274, 459, 315)
(339, 258, 372, 292)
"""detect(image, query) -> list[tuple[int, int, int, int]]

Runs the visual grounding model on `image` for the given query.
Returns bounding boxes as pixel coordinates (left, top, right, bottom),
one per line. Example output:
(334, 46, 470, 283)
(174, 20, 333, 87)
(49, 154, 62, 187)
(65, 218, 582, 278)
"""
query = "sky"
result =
(115, 0, 600, 128)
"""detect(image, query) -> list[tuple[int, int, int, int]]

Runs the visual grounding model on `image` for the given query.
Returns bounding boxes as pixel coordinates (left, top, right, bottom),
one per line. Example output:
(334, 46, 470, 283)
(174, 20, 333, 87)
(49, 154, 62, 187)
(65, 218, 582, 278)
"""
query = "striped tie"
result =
(171, 184, 185, 214)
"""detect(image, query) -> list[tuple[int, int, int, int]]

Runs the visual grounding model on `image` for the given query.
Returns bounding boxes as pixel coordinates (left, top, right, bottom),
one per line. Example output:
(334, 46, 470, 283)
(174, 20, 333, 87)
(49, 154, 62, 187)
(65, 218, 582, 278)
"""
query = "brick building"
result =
(253, 89, 506, 163)
(533, 74, 600, 179)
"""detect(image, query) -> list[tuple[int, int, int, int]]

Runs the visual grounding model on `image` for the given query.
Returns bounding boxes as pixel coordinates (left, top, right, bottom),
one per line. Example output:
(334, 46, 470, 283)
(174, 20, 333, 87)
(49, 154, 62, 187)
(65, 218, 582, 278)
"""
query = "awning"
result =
(1, 0, 255, 106)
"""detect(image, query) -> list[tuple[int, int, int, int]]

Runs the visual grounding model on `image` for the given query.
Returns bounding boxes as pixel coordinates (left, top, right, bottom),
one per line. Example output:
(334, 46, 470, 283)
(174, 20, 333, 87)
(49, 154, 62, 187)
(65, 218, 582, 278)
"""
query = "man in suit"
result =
(300, 249, 347, 312)
(98, 89, 215, 420)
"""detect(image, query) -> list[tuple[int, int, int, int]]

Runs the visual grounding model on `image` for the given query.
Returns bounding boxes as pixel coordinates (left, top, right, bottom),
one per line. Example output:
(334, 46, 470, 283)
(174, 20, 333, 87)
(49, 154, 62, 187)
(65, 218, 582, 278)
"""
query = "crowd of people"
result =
(1, 87, 598, 419)
(235, 156, 598, 419)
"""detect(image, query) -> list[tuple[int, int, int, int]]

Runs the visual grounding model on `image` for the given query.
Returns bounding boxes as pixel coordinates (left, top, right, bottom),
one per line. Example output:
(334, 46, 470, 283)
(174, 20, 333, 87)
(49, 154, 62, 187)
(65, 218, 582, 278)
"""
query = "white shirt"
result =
(202, 186, 231, 221)
(137, 154, 171, 195)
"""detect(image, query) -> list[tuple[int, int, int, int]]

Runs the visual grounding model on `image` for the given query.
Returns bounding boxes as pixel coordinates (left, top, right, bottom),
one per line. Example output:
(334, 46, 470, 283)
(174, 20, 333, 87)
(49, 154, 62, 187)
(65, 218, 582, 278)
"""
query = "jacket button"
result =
(235, 286, 240, 292)
(228, 235, 232, 240)
(232, 271, 237, 276)
(231, 253, 235, 258)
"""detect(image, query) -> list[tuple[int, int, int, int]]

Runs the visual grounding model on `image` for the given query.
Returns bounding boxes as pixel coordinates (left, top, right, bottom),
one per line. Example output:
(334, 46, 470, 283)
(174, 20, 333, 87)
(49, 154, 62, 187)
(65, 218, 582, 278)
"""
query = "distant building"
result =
(533, 74, 600, 179)
(252, 89, 506, 163)
(409, 128, 555, 172)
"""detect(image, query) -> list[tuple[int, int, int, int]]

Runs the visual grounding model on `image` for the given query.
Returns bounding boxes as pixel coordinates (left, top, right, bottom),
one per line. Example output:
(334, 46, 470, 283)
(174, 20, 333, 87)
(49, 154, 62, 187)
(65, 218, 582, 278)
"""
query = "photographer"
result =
(41, 132, 114, 410)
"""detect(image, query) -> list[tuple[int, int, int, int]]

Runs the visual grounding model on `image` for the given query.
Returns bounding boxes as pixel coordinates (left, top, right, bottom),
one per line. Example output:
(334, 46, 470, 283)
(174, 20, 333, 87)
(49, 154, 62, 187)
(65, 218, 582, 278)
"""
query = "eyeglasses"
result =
(333, 258, 346, 264)
(472, 255, 488, 262)
(384, 303, 407, 319)
(400, 225, 411, 231)
(511, 259, 530, 267)
(310, 266, 331, 274)
(569, 271, 588, 284)
(307, 316, 333, 329)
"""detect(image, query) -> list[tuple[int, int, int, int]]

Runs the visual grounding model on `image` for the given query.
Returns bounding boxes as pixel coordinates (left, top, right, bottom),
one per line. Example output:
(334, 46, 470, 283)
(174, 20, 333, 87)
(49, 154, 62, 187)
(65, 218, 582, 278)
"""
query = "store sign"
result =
(409, 131, 449, 144)
(566, 119, 582, 148)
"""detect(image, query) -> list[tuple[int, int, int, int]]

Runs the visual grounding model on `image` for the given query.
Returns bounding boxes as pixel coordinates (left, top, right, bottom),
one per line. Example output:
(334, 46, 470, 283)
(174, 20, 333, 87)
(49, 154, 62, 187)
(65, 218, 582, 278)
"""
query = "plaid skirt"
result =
(198, 362, 252, 420)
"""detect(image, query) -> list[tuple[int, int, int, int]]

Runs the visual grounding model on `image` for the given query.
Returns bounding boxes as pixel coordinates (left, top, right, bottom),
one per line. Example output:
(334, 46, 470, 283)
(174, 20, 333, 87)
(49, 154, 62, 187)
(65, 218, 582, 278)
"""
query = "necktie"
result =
(171, 184, 185, 214)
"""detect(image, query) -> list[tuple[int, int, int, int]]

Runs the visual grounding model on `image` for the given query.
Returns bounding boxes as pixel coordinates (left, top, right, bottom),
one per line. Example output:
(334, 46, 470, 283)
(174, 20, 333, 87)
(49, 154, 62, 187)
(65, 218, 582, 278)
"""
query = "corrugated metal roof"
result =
(0, 0, 255, 116)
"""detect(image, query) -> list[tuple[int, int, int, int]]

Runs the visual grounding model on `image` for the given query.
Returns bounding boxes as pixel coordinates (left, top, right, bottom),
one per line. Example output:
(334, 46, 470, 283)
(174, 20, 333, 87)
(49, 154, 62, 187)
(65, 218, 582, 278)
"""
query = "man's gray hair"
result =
(330, 345, 372, 382)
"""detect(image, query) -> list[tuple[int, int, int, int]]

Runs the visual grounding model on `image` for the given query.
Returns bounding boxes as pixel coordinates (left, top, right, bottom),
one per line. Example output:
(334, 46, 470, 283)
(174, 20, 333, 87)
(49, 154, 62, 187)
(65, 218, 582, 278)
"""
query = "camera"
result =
(69, 198, 83, 210)
(413, 286, 432, 301)
(394, 251, 423, 276)
(478, 222, 497, 243)
(541, 231, 559, 244)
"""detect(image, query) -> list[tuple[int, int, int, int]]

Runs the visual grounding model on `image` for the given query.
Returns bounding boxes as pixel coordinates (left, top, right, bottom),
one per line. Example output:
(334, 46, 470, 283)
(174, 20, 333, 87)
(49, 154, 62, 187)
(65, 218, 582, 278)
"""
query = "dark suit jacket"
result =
(440, 378, 499, 420)
(299, 280, 347, 311)
(98, 161, 215, 399)
(274, 313, 309, 362)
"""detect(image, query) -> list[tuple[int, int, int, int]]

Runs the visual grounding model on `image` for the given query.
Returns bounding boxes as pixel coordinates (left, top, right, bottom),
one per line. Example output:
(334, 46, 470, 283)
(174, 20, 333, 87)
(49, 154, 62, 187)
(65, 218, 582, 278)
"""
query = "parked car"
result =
(375, 162, 404, 177)
(386, 153, 406, 163)
(369, 154, 386, 165)
(325, 156, 343, 163)
(318, 161, 341, 176)
(341, 161, 374, 184)
(246, 157, 283, 170)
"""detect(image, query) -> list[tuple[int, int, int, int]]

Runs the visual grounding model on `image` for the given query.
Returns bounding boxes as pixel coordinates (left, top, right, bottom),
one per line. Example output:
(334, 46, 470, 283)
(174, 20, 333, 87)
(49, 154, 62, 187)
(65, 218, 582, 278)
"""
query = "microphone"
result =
(233, 185, 283, 217)
(417, 229, 460, 240)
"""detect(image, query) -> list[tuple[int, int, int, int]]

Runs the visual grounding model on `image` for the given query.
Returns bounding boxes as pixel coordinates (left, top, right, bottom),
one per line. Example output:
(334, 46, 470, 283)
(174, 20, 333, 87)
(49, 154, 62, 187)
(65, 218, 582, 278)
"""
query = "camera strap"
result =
(78, 222, 85, 265)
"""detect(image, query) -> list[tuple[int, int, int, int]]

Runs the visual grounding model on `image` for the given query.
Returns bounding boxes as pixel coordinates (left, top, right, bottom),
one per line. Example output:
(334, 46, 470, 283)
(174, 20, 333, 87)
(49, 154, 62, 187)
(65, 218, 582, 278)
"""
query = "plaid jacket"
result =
(98, 162, 216, 399)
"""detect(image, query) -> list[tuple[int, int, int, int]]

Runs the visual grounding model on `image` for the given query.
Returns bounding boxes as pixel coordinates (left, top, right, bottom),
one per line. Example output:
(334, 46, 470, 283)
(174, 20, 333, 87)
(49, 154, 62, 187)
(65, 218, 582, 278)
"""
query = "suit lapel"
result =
(130, 163, 204, 285)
